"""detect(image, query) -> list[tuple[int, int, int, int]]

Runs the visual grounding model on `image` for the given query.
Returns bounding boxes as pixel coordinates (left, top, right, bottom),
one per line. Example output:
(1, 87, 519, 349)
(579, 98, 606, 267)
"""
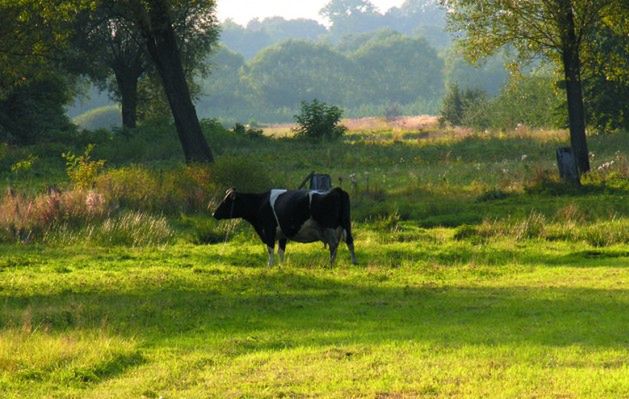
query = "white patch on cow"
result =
(269, 189, 287, 228)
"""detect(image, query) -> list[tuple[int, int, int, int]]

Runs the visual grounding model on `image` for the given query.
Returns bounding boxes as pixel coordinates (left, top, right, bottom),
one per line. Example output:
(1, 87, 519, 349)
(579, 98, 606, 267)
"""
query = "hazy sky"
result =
(216, 0, 406, 26)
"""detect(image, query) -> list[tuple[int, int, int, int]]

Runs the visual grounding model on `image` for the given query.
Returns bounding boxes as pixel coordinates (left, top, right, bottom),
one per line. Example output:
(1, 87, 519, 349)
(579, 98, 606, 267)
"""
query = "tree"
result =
(219, 19, 272, 59)
(351, 34, 444, 104)
(443, 50, 508, 96)
(110, 0, 215, 163)
(0, 1, 83, 143)
(581, 4, 629, 131)
(245, 41, 356, 108)
(247, 17, 326, 44)
(320, 0, 384, 39)
(443, 0, 617, 174)
(73, 0, 218, 130)
(196, 46, 256, 120)
(72, 7, 149, 129)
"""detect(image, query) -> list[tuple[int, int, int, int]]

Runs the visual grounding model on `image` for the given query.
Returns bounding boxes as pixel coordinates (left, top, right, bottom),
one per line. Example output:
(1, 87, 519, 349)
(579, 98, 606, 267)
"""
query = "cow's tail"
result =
(339, 189, 357, 264)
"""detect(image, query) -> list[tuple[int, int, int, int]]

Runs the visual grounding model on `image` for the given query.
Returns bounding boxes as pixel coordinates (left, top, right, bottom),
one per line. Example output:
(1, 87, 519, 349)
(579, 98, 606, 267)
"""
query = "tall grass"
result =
(0, 189, 174, 246)
(48, 211, 174, 247)
(0, 190, 108, 243)
(455, 205, 629, 247)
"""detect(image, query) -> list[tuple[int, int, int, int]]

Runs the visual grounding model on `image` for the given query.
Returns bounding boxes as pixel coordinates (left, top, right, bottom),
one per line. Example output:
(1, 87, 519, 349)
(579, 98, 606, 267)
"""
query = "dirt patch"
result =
(262, 115, 441, 138)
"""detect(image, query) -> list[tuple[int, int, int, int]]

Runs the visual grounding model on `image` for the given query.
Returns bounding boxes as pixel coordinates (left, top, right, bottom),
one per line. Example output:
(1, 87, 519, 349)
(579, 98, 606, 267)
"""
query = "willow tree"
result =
(443, 0, 618, 174)
(104, 0, 215, 163)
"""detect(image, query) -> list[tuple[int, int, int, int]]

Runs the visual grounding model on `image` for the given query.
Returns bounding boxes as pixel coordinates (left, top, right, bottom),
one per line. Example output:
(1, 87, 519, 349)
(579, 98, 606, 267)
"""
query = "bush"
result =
(293, 99, 347, 141)
(439, 84, 488, 127)
(211, 157, 273, 192)
(62, 144, 106, 189)
(95, 164, 215, 214)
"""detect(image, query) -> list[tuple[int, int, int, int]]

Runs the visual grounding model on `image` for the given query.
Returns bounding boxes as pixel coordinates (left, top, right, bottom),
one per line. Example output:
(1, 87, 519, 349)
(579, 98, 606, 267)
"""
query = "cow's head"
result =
(212, 188, 237, 220)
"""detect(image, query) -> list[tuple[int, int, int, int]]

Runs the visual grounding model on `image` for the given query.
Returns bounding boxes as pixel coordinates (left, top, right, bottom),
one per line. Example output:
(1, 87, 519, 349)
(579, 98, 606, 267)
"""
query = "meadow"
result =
(0, 118, 628, 398)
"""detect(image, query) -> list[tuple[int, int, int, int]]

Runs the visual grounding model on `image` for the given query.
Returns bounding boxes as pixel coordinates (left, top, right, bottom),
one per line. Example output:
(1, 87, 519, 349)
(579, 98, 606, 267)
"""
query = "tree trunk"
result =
(138, 0, 213, 163)
(558, 0, 590, 174)
(114, 70, 138, 129)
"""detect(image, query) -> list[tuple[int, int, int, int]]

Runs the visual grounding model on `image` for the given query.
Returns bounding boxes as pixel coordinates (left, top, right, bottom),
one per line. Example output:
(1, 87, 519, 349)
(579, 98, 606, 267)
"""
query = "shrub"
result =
(211, 157, 273, 192)
(95, 164, 216, 214)
(439, 84, 488, 127)
(293, 99, 347, 141)
(62, 144, 106, 189)
(95, 166, 160, 211)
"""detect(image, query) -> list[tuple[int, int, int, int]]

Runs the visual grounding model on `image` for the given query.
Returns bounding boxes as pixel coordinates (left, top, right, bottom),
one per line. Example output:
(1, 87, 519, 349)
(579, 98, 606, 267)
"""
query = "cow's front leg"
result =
(278, 239, 287, 263)
(255, 224, 276, 267)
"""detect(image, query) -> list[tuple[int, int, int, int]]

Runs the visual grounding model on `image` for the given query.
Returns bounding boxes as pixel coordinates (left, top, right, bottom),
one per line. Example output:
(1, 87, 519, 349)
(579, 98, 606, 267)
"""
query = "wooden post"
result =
(556, 147, 580, 185)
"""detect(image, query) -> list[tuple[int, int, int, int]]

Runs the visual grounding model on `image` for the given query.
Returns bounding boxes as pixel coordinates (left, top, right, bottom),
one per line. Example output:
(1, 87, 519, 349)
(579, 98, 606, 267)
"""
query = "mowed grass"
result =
(1, 233, 628, 398)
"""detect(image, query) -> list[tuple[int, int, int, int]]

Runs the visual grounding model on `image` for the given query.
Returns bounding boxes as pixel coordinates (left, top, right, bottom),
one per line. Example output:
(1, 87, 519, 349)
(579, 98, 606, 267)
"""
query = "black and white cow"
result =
(212, 187, 357, 266)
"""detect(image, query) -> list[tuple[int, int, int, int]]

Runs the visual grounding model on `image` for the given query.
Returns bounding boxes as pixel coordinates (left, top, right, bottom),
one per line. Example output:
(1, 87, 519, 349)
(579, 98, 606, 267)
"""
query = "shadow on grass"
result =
(2, 270, 628, 357)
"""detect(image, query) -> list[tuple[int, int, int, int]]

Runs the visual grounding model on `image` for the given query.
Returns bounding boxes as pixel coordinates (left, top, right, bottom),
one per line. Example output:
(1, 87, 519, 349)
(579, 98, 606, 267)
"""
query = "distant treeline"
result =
(71, 0, 465, 125)
(192, 0, 509, 124)
(221, 0, 449, 59)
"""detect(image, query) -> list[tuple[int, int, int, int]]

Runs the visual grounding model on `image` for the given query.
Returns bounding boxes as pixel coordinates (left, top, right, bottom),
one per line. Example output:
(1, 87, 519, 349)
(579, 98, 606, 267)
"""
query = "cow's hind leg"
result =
(325, 229, 340, 267)
(343, 229, 357, 265)
(278, 239, 287, 263)
(347, 240, 357, 265)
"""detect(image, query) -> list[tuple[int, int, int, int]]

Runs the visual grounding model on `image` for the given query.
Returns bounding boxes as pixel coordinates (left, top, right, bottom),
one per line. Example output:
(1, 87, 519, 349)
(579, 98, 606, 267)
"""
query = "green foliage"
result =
(211, 157, 273, 192)
(479, 71, 564, 130)
(439, 84, 487, 127)
(10, 154, 38, 175)
(245, 40, 356, 108)
(0, 75, 75, 144)
(293, 99, 347, 141)
(582, 24, 629, 132)
(197, 30, 447, 122)
(442, 71, 565, 130)
(62, 144, 106, 189)
(443, 51, 508, 96)
(351, 34, 444, 104)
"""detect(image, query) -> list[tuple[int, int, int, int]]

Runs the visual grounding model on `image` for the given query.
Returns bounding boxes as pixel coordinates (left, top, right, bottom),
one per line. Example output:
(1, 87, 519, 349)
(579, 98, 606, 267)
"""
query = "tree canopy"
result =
(443, 0, 626, 174)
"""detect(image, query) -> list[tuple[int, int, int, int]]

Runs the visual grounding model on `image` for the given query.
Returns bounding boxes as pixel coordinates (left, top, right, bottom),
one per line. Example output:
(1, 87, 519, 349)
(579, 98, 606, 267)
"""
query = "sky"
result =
(216, 0, 406, 26)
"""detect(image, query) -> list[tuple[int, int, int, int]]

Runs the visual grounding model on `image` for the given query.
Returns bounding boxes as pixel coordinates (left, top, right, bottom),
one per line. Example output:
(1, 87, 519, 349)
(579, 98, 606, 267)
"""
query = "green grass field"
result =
(1, 123, 628, 397)
(1, 237, 628, 398)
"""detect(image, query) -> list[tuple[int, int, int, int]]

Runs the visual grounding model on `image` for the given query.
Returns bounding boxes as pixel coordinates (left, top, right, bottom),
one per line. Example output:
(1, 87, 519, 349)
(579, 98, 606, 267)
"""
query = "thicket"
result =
(440, 72, 565, 130)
